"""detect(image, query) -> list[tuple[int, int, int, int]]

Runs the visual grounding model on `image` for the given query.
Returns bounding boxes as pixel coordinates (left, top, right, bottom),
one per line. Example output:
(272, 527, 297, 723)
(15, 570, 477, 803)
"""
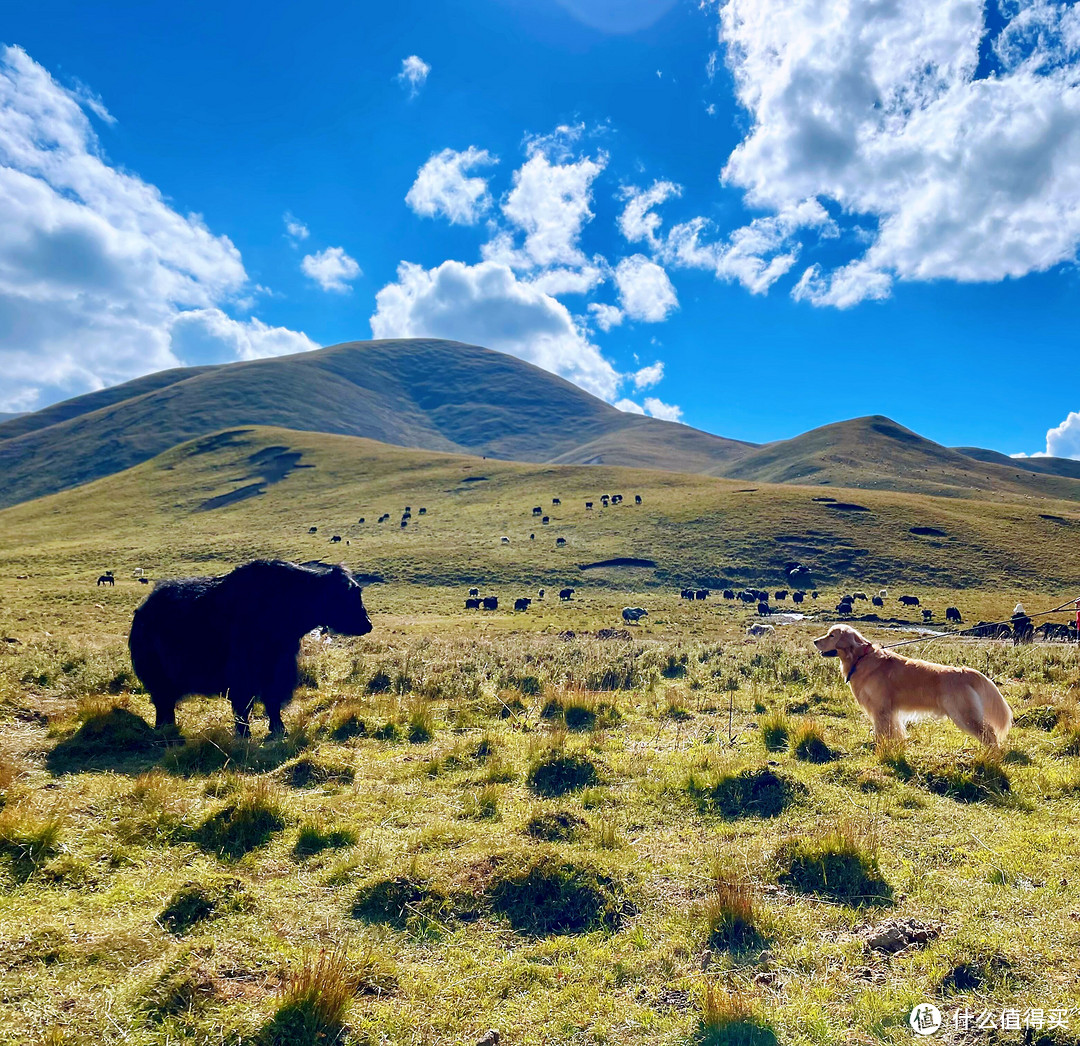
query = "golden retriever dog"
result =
(813, 624, 1012, 746)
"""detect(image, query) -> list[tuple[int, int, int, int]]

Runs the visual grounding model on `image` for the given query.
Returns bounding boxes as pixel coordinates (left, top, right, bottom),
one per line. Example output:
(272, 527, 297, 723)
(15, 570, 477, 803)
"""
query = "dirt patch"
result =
(860, 917, 942, 954)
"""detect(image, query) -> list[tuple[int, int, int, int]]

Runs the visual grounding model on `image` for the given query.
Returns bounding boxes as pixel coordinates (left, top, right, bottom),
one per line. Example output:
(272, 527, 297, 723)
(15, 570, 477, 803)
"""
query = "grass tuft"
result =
(686, 767, 804, 819)
(704, 877, 763, 951)
(697, 984, 778, 1046)
(159, 876, 255, 934)
(293, 822, 358, 858)
(791, 721, 836, 763)
(776, 821, 892, 905)
(191, 780, 287, 860)
(759, 711, 790, 752)
(525, 808, 587, 842)
(527, 750, 599, 797)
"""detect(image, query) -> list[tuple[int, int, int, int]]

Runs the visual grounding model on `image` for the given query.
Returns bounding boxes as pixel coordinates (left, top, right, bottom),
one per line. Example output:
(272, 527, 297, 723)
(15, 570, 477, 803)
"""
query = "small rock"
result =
(753, 970, 779, 988)
(476, 1031, 500, 1046)
(862, 917, 942, 954)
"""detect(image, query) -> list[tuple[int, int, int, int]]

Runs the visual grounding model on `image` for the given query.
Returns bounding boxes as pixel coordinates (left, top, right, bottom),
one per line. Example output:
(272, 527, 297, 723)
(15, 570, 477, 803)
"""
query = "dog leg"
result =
(950, 689, 999, 748)
(872, 711, 901, 741)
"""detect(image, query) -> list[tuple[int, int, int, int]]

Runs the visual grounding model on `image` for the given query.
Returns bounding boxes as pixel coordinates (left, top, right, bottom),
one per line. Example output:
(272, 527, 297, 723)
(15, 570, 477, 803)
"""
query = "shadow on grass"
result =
(46, 707, 312, 778)
(696, 1020, 779, 1046)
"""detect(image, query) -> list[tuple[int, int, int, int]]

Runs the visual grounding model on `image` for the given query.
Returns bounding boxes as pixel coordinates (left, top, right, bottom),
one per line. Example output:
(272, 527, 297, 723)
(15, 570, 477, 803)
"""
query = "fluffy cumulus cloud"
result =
(643, 396, 683, 422)
(405, 147, 498, 225)
(488, 127, 606, 271)
(301, 246, 361, 292)
(283, 212, 309, 243)
(370, 259, 621, 399)
(1043, 410, 1080, 459)
(397, 55, 430, 98)
(614, 255, 678, 321)
(632, 361, 664, 389)
(711, 0, 1080, 306)
(0, 45, 315, 411)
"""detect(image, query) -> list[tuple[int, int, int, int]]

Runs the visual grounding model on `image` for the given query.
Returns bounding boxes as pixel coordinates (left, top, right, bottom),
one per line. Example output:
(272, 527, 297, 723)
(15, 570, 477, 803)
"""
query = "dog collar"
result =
(846, 645, 872, 683)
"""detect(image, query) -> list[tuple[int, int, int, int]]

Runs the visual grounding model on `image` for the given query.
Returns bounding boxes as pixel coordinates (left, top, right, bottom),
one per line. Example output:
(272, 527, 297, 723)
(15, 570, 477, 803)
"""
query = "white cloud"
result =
(1044, 410, 1080, 459)
(397, 55, 430, 98)
(614, 254, 678, 321)
(169, 309, 318, 363)
(527, 265, 604, 296)
(588, 302, 624, 331)
(615, 398, 646, 414)
(714, 0, 1080, 305)
(643, 396, 683, 422)
(301, 247, 361, 292)
(0, 45, 315, 411)
(370, 259, 621, 400)
(618, 180, 682, 249)
(284, 212, 309, 243)
(632, 361, 664, 389)
(405, 147, 498, 225)
(495, 138, 606, 270)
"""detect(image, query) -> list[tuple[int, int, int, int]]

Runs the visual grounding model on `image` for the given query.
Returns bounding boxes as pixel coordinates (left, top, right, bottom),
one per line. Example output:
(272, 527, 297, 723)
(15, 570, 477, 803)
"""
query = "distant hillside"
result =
(1, 425, 1077, 592)
(956, 446, 1080, 482)
(0, 412, 26, 424)
(3, 340, 1079, 511)
(0, 339, 751, 509)
(724, 416, 1080, 501)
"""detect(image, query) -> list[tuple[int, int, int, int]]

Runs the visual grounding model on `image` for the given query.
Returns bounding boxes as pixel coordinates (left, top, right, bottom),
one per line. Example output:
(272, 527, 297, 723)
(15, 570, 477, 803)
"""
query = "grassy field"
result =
(2, 428, 1080, 1045)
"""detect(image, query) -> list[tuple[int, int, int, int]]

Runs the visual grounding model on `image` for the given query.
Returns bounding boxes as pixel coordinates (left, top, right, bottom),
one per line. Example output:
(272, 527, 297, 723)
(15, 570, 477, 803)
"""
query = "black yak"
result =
(946, 606, 962, 623)
(97, 574, 115, 586)
(482, 596, 499, 611)
(129, 560, 373, 737)
(514, 597, 532, 611)
(465, 598, 481, 610)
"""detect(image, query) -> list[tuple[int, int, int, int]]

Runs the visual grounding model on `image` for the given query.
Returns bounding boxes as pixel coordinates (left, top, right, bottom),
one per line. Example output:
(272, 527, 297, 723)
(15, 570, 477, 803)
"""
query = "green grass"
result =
(1, 421, 1080, 1044)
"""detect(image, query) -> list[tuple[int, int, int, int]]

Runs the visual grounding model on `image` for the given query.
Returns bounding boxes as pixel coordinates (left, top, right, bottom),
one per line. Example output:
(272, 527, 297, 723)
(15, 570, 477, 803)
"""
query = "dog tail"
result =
(975, 673, 1013, 743)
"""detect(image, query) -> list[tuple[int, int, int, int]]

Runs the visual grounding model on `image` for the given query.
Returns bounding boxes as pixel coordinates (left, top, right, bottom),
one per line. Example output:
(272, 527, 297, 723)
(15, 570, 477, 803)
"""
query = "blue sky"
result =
(2, 0, 1079, 456)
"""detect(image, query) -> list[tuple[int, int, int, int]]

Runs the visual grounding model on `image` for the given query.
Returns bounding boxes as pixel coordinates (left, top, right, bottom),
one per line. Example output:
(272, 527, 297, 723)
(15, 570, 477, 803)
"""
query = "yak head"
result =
(306, 562, 373, 637)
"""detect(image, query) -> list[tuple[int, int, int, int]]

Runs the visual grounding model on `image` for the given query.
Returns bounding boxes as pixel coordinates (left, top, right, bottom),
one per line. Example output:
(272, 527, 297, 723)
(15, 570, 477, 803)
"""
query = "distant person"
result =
(1011, 602, 1033, 645)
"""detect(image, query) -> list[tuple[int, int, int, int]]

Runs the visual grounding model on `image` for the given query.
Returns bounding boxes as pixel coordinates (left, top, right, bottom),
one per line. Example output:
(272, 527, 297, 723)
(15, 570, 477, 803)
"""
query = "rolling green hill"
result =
(956, 445, 1080, 481)
(2, 424, 1078, 592)
(0, 339, 753, 509)
(3, 340, 1079, 511)
(724, 415, 1080, 501)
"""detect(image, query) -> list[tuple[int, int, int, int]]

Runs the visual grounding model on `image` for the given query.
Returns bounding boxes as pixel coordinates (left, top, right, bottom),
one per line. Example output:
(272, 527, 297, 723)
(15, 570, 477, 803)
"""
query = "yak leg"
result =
(151, 693, 178, 730)
(229, 690, 255, 738)
(262, 655, 297, 737)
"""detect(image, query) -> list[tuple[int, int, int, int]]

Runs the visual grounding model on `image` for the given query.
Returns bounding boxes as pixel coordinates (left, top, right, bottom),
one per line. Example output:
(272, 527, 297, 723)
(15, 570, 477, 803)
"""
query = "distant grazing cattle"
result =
(898, 595, 920, 607)
(404, 506, 411, 512)
(946, 607, 962, 623)
(774, 590, 788, 601)
(836, 602, 853, 615)
(501, 536, 510, 544)
(585, 502, 593, 510)
(556, 537, 567, 546)
(612, 495, 622, 504)
(418, 508, 426, 515)
(530, 534, 535, 540)
(559, 588, 575, 600)
(358, 518, 365, 524)
(402, 510, 411, 519)
(842, 595, 855, 605)
(400, 520, 407, 528)
(622, 607, 648, 624)
(971, 621, 1009, 639)
(482, 596, 499, 611)
(878, 589, 888, 598)
(97, 574, 115, 586)
(465, 598, 481, 610)
(308, 527, 318, 534)
(601, 496, 610, 505)
(514, 598, 532, 612)
(533, 507, 543, 516)
(723, 590, 735, 600)
(635, 495, 642, 504)
(757, 602, 771, 616)
(331, 535, 342, 543)
(739, 591, 756, 603)
(538, 589, 545, 599)
(129, 560, 372, 736)
(1039, 622, 1075, 641)
(792, 591, 805, 604)
(469, 587, 479, 597)
(872, 596, 884, 607)
(552, 498, 561, 505)
(747, 623, 774, 637)
(811, 591, 819, 599)
(681, 589, 694, 600)
(139, 577, 150, 585)
(695, 589, 709, 600)
(853, 591, 867, 601)
(542, 516, 550, 525)
(923, 609, 934, 622)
